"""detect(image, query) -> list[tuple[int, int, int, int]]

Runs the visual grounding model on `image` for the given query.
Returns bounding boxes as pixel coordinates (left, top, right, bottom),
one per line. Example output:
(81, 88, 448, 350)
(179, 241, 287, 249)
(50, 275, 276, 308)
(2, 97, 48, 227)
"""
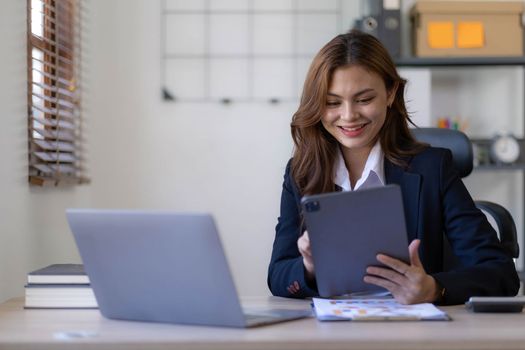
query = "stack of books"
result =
(24, 264, 98, 309)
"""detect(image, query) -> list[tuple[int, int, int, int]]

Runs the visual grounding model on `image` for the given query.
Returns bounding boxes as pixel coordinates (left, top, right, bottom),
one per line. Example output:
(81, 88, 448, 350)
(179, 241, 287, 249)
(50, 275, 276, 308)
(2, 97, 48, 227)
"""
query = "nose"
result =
(339, 102, 358, 121)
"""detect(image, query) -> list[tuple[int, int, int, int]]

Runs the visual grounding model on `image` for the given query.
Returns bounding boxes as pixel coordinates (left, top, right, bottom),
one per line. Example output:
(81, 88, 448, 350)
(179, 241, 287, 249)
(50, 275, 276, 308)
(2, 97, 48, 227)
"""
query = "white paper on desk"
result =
(312, 298, 450, 321)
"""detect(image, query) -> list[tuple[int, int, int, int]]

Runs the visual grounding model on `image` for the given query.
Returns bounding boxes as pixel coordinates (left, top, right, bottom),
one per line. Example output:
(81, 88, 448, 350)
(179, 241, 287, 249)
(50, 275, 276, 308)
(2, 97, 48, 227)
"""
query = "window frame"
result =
(27, 0, 88, 186)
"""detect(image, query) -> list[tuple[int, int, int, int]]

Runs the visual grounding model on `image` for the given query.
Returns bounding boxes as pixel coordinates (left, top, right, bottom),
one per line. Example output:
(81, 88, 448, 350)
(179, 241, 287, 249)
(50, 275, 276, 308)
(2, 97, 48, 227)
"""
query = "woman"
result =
(267, 30, 519, 305)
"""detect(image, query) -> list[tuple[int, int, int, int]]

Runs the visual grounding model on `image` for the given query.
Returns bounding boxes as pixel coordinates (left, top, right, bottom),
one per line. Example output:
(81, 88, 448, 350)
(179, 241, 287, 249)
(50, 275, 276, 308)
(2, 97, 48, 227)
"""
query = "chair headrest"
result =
(411, 128, 473, 178)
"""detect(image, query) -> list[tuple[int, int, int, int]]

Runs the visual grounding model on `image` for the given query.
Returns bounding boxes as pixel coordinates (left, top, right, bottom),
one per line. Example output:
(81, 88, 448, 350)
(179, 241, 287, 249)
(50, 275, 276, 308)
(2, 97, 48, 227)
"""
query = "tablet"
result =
(301, 185, 409, 297)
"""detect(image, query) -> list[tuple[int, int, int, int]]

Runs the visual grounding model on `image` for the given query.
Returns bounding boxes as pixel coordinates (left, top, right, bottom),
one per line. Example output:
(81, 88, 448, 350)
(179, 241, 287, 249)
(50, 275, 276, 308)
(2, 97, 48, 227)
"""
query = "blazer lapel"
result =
(384, 159, 421, 242)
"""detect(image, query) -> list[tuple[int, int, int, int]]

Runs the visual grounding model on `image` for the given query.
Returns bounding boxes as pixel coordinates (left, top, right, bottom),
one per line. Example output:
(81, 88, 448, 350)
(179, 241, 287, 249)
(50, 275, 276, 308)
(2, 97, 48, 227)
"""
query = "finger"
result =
(366, 266, 406, 286)
(298, 232, 310, 248)
(376, 254, 410, 275)
(363, 275, 399, 294)
(408, 239, 423, 268)
(298, 243, 312, 259)
(297, 235, 311, 256)
(297, 237, 313, 261)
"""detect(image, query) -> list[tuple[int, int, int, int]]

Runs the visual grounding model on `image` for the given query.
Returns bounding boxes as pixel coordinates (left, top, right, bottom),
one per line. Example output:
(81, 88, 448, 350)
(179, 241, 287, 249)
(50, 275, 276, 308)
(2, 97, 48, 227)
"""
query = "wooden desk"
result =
(1, 296, 524, 350)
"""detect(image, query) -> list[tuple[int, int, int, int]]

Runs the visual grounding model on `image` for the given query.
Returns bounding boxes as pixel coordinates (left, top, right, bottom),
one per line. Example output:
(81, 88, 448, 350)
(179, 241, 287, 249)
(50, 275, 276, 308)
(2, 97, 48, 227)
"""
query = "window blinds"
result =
(27, 0, 88, 186)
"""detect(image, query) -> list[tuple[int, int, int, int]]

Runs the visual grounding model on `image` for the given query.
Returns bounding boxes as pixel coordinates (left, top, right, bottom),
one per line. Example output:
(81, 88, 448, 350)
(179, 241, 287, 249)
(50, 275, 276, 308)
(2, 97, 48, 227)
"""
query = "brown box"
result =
(411, 1, 524, 57)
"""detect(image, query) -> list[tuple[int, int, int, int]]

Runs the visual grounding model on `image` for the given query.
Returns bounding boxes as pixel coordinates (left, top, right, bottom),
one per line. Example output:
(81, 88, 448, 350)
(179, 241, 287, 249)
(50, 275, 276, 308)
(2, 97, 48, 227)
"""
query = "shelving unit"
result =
(396, 56, 525, 170)
(396, 56, 525, 67)
(397, 56, 525, 282)
(470, 138, 525, 170)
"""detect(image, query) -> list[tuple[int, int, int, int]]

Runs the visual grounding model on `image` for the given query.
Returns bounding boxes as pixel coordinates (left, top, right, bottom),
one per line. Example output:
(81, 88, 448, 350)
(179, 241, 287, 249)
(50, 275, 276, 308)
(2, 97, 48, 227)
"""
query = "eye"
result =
(356, 97, 374, 104)
(326, 100, 340, 108)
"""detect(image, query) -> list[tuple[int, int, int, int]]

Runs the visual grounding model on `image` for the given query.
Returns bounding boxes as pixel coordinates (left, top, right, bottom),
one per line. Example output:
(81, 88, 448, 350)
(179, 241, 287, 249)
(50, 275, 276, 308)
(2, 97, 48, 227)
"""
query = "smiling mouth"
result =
(338, 123, 368, 132)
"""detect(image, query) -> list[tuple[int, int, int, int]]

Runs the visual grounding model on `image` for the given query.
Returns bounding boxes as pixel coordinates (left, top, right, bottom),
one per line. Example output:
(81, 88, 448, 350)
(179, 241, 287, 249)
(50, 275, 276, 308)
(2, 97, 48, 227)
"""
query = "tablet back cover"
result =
(301, 185, 409, 297)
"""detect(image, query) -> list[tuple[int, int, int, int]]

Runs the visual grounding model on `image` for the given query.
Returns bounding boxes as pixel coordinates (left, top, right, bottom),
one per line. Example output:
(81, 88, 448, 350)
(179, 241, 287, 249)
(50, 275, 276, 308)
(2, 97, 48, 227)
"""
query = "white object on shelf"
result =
(490, 134, 521, 164)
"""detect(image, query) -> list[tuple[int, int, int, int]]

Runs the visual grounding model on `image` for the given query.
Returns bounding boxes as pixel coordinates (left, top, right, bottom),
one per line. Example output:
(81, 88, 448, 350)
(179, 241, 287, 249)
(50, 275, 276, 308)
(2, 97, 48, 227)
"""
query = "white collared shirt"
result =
(333, 141, 385, 191)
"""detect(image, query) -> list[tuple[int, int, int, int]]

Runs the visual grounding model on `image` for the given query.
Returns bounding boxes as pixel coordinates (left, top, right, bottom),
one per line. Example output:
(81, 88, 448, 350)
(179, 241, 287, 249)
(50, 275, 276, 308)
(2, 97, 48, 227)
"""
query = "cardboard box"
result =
(411, 1, 524, 57)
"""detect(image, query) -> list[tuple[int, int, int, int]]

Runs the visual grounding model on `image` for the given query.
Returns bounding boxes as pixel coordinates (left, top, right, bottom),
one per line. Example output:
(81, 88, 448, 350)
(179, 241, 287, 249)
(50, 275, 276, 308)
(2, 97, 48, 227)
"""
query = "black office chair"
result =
(411, 128, 519, 269)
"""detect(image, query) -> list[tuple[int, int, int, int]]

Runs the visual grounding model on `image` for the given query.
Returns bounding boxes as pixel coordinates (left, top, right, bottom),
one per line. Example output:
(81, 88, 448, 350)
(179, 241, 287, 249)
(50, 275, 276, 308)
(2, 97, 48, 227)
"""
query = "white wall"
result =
(86, 0, 304, 297)
(0, 0, 92, 303)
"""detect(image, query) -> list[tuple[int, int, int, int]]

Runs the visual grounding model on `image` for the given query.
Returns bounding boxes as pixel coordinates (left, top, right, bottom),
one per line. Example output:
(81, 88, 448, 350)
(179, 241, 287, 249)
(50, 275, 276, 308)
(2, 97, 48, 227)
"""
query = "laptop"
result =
(66, 209, 311, 328)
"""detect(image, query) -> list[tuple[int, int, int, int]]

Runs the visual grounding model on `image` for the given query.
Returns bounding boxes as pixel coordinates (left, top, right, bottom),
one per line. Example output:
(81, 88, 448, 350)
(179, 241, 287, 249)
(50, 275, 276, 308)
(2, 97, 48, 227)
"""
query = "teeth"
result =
(342, 125, 364, 131)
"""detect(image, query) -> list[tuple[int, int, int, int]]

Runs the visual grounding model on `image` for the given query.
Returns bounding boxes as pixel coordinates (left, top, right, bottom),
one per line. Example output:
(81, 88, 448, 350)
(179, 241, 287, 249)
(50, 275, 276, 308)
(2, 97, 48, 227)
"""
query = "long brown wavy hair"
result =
(291, 29, 426, 196)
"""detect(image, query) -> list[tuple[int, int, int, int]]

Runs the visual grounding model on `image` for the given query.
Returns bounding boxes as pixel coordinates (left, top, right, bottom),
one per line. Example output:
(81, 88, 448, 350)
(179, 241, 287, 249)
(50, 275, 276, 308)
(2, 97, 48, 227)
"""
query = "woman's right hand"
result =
(297, 230, 315, 280)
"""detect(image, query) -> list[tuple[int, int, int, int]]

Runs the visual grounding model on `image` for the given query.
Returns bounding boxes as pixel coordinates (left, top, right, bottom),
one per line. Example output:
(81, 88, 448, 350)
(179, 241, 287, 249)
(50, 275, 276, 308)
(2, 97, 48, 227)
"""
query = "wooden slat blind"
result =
(27, 0, 88, 186)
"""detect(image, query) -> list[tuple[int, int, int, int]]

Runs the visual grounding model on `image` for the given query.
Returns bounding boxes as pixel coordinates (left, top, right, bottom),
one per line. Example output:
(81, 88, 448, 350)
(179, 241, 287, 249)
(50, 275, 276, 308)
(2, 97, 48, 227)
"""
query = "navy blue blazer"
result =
(267, 147, 519, 305)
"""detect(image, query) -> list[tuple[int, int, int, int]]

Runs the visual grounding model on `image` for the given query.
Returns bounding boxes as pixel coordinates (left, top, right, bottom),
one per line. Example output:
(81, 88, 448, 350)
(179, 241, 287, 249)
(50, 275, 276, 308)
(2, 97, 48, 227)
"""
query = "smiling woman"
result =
(267, 30, 520, 306)
(321, 65, 395, 185)
(288, 31, 426, 197)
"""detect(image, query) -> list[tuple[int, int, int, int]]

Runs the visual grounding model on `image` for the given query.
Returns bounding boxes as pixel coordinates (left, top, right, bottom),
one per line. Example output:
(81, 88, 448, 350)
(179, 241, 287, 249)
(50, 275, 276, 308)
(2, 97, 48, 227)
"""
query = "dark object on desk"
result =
(465, 296, 525, 313)
(27, 264, 89, 284)
(301, 185, 409, 297)
(411, 128, 520, 270)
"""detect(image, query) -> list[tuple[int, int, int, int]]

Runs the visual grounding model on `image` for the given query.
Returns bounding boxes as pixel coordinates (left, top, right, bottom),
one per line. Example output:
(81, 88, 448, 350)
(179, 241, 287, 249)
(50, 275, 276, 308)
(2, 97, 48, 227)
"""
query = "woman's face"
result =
(321, 64, 396, 154)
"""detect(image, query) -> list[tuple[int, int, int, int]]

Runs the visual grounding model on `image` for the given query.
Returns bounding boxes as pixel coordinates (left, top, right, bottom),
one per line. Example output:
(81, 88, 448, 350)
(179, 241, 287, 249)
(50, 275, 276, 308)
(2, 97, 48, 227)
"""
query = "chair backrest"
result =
(411, 127, 519, 261)
(411, 128, 473, 178)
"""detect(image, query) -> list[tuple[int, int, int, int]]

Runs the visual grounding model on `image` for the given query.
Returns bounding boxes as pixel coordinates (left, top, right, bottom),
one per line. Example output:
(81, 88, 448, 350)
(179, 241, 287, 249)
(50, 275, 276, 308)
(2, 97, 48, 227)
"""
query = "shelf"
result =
(475, 164, 525, 171)
(395, 56, 525, 67)
(471, 138, 525, 170)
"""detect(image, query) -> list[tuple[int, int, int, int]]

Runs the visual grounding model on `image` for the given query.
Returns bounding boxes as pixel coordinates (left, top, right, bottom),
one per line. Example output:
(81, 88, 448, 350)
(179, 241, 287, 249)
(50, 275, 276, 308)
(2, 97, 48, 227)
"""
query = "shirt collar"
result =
(333, 141, 385, 191)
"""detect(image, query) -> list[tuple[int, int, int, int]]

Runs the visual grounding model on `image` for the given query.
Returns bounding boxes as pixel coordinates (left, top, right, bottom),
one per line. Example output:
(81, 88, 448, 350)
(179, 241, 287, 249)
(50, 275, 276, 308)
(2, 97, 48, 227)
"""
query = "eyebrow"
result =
(327, 88, 375, 98)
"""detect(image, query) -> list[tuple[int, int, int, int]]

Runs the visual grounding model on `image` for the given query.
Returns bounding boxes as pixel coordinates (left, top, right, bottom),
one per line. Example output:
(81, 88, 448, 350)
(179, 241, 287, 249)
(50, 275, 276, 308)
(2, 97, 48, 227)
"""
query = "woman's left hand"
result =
(363, 239, 439, 304)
